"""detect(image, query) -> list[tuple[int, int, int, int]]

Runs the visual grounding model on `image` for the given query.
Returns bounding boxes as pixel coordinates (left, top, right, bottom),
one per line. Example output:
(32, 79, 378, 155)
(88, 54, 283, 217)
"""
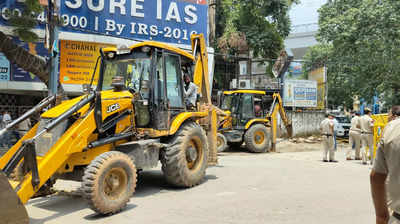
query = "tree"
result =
(216, 0, 298, 59)
(0, 0, 50, 86)
(309, 0, 400, 108)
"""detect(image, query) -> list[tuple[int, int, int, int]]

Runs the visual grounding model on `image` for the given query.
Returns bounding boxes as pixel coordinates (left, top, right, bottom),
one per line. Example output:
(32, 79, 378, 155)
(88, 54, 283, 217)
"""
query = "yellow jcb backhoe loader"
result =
(216, 90, 292, 153)
(215, 52, 293, 153)
(0, 33, 217, 223)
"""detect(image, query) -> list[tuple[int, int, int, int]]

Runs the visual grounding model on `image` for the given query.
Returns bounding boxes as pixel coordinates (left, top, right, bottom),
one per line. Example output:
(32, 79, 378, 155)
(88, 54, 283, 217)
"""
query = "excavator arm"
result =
(270, 93, 293, 137)
(268, 93, 293, 152)
(190, 34, 218, 165)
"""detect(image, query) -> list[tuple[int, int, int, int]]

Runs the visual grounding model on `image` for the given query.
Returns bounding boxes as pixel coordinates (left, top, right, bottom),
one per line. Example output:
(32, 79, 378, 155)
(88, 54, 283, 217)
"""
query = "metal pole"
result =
(47, 0, 59, 96)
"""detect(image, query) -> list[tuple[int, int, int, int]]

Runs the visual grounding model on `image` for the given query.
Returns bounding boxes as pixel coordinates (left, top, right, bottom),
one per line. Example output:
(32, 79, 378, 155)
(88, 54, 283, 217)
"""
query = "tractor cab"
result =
(217, 89, 291, 153)
(220, 90, 274, 129)
(97, 42, 196, 134)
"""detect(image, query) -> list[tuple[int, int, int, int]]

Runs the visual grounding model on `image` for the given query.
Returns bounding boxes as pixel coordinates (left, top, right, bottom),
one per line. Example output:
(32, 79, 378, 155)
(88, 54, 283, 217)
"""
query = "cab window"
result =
(164, 54, 184, 108)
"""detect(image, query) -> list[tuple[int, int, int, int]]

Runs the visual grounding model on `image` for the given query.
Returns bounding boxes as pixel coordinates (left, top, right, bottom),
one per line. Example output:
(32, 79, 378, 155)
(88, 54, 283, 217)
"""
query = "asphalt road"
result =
(26, 146, 375, 224)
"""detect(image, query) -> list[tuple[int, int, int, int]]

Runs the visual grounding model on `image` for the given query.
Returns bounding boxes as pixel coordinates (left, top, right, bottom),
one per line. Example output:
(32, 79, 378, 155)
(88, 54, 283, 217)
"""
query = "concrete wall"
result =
(279, 111, 325, 137)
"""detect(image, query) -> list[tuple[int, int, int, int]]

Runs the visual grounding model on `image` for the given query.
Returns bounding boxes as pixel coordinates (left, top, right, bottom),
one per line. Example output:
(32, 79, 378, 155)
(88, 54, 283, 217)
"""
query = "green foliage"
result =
(216, 0, 298, 59)
(306, 0, 400, 109)
(9, 0, 43, 42)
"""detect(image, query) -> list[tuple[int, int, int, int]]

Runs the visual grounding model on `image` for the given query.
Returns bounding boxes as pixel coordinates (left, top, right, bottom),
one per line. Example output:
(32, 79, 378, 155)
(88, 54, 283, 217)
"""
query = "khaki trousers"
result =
(322, 136, 335, 160)
(361, 133, 374, 164)
(347, 130, 361, 159)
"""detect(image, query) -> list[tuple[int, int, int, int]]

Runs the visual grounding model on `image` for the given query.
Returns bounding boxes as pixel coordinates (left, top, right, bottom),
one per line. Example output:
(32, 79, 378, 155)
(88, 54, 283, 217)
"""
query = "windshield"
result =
(102, 53, 151, 91)
(336, 116, 350, 123)
(221, 95, 233, 110)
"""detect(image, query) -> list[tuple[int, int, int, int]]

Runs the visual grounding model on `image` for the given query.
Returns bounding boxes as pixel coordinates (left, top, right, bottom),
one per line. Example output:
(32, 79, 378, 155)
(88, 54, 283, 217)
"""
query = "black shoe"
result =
(329, 160, 338, 163)
(323, 159, 329, 162)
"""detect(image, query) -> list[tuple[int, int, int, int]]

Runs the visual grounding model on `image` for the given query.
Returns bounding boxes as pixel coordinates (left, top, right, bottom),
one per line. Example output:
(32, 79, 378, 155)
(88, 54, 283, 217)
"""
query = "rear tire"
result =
(161, 122, 208, 187)
(82, 151, 137, 214)
(217, 133, 228, 152)
(244, 124, 271, 153)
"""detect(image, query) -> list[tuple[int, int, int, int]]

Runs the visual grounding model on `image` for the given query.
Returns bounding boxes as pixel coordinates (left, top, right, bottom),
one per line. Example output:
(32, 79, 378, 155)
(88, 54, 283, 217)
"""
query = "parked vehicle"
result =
(335, 116, 351, 138)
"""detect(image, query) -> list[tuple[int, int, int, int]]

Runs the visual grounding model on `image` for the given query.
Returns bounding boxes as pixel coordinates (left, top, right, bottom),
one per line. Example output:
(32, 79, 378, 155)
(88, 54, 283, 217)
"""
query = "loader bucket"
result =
(0, 172, 29, 224)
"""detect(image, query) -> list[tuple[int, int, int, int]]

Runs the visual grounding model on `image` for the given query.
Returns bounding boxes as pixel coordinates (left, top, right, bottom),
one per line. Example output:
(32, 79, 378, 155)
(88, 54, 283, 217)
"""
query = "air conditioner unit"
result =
(238, 80, 252, 89)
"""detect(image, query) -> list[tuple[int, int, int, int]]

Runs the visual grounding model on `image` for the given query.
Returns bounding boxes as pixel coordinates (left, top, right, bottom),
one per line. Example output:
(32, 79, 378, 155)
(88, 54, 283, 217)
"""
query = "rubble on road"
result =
(289, 135, 322, 144)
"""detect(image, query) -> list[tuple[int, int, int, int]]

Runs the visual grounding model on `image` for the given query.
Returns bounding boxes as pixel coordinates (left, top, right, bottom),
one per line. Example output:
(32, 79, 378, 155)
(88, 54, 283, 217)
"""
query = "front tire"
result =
(161, 122, 208, 187)
(217, 133, 228, 152)
(82, 151, 137, 214)
(244, 124, 271, 153)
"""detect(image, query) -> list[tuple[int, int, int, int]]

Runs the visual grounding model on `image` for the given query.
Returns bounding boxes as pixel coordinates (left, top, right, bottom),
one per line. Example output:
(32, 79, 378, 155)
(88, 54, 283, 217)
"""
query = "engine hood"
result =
(41, 90, 133, 118)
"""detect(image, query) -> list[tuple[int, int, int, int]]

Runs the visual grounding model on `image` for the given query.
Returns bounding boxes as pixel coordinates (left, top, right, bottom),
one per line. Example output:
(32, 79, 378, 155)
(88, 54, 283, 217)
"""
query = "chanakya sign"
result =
(60, 40, 115, 84)
(283, 80, 318, 108)
(60, 0, 208, 45)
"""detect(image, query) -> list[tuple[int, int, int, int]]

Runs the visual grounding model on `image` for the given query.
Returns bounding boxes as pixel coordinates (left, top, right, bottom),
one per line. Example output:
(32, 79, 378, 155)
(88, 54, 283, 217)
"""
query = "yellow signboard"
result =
(60, 40, 115, 85)
(308, 67, 326, 109)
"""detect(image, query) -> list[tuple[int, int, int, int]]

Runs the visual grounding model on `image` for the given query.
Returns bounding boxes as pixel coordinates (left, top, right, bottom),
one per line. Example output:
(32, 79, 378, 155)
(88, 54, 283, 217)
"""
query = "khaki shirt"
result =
(320, 118, 334, 135)
(359, 114, 374, 134)
(350, 116, 361, 132)
(373, 118, 400, 213)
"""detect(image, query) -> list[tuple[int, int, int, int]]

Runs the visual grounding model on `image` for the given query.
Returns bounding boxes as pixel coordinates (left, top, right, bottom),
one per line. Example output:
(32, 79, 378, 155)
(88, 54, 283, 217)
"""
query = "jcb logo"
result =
(107, 103, 120, 113)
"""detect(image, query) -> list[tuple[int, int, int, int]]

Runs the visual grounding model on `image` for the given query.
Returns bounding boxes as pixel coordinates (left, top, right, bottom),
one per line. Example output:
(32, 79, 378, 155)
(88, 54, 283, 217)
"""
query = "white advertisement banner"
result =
(284, 80, 317, 107)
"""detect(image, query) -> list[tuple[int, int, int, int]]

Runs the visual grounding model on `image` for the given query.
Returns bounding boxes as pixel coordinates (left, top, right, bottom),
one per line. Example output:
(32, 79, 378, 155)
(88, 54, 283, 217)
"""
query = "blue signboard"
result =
(11, 40, 48, 82)
(0, 53, 10, 81)
(60, 0, 208, 45)
(0, 2, 46, 29)
(1, 0, 208, 46)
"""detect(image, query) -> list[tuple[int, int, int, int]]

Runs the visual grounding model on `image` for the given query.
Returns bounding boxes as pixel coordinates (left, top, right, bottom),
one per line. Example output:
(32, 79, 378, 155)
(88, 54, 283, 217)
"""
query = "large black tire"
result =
(217, 133, 228, 152)
(161, 122, 208, 187)
(82, 151, 137, 214)
(244, 124, 271, 153)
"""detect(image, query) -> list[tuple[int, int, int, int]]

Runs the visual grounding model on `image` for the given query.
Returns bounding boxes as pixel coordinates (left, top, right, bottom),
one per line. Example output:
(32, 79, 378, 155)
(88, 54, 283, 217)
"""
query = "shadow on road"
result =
(28, 170, 218, 223)
(134, 170, 219, 198)
(28, 195, 91, 224)
(83, 204, 137, 220)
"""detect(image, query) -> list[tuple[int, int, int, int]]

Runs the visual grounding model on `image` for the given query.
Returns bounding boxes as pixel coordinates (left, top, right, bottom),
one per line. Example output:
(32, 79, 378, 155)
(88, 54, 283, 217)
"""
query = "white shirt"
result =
(333, 118, 339, 132)
(184, 82, 198, 106)
(3, 113, 11, 124)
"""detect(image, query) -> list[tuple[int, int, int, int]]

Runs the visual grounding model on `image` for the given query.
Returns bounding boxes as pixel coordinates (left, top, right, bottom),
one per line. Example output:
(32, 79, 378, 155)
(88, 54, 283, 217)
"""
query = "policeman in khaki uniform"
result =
(358, 108, 375, 165)
(371, 105, 400, 224)
(320, 113, 337, 162)
(347, 111, 362, 160)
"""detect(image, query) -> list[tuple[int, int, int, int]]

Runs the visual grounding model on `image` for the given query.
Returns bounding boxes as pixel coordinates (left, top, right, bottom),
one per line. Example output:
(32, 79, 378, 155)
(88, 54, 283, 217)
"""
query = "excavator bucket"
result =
(0, 172, 29, 224)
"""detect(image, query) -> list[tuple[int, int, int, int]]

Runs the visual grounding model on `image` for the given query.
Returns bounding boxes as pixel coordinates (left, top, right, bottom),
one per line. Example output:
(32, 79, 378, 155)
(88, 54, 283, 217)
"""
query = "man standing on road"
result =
(347, 111, 362, 160)
(359, 108, 375, 165)
(320, 113, 337, 162)
(371, 105, 400, 224)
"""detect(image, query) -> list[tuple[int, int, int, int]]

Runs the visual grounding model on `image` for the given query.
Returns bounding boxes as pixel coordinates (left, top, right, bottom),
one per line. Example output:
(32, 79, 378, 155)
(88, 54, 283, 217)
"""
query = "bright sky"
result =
(289, 0, 327, 26)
